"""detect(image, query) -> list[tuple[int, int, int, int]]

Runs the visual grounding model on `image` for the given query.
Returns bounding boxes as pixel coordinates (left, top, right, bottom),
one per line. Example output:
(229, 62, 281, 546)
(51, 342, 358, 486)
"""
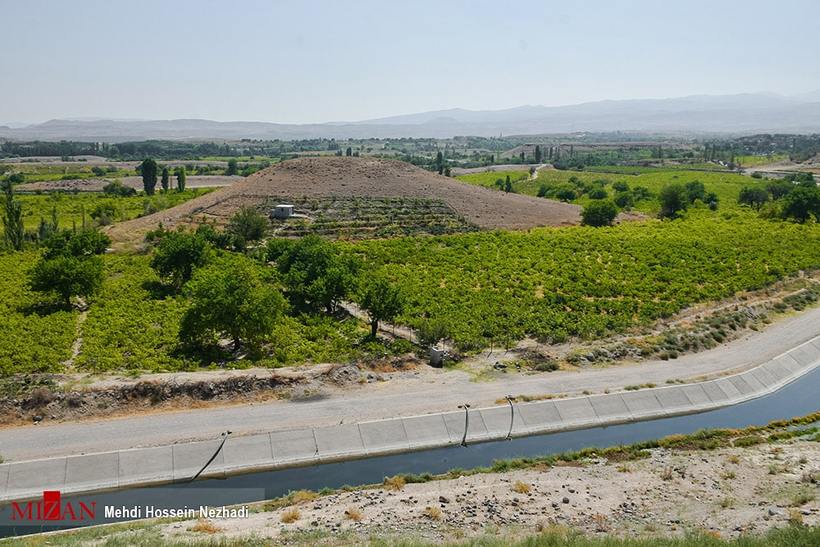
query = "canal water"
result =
(2, 366, 818, 537)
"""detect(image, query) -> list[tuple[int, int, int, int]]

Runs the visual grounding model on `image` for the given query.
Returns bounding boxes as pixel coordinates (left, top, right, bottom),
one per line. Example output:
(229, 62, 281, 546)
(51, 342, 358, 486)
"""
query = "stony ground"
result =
(156, 440, 819, 544)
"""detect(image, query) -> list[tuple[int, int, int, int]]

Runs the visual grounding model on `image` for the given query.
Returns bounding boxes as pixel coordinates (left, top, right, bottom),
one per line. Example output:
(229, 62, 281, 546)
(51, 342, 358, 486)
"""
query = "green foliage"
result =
(358, 275, 405, 337)
(140, 158, 158, 195)
(160, 166, 170, 192)
(150, 230, 212, 289)
(180, 255, 286, 351)
(175, 166, 187, 192)
(2, 180, 24, 250)
(738, 186, 770, 211)
(277, 235, 360, 313)
(781, 186, 820, 223)
(0, 252, 76, 375)
(581, 200, 618, 227)
(7, 190, 211, 233)
(351, 214, 820, 350)
(102, 180, 137, 197)
(42, 229, 110, 259)
(226, 158, 239, 176)
(658, 184, 688, 219)
(767, 181, 793, 200)
(227, 206, 268, 243)
(89, 201, 123, 225)
(684, 180, 706, 203)
(29, 254, 104, 306)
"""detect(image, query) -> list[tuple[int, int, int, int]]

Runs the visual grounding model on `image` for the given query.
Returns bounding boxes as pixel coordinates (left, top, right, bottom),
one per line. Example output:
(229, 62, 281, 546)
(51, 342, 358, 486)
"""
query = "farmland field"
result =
(459, 168, 766, 214)
(10, 189, 213, 231)
(353, 211, 820, 350)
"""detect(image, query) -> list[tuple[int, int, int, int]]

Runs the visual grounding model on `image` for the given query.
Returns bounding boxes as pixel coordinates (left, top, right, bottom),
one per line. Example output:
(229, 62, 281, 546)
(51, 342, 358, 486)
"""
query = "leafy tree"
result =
(534, 145, 542, 163)
(226, 158, 239, 176)
(587, 187, 608, 200)
(180, 256, 286, 351)
(42, 229, 111, 259)
(612, 181, 630, 192)
(102, 180, 137, 197)
(614, 191, 634, 209)
(738, 187, 769, 211)
(29, 254, 104, 307)
(358, 275, 405, 338)
(6, 173, 25, 184)
(581, 200, 618, 227)
(140, 158, 158, 195)
(175, 166, 187, 192)
(435, 151, 444, 174)
(766, 181, 793, 200)
(2, 180, 24, 251)
(781, 186, 820, 223)
(504, 174, 512, 193)
(151, 231, 212, 290)
(684, 180, 706, 203)
(345, 147, 352, 157)
(227, 207, 268, 243)
(160, 166, 170, 192)
(277, 234, 360, 312)
(658, 184, 688, 219)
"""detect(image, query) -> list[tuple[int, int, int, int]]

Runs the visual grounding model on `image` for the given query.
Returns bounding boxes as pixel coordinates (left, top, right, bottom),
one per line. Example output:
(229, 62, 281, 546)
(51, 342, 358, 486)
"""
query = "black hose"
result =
(188, 431, 231, 483)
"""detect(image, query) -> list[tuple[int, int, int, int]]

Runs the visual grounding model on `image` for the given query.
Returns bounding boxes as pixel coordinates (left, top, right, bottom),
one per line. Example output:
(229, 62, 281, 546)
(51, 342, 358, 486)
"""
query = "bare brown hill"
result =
(106, 156, 581, 244)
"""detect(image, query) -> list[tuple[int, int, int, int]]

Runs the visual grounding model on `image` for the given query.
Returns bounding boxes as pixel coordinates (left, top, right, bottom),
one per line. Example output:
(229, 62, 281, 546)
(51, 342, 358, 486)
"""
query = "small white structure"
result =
(272, 204, 294, 219)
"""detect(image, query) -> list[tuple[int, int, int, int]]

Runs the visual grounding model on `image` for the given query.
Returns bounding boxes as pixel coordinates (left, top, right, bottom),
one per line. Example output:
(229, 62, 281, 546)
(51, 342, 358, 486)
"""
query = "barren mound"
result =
(106, 157, 580, 244)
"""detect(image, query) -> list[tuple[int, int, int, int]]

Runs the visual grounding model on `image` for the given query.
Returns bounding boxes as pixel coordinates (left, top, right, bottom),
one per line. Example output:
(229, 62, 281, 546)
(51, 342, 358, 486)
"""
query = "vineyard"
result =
(9, 189, 212, 232)
(265, 196, 479, 238)
(352, 212, 820, 351)
(458, 168, 766, 214)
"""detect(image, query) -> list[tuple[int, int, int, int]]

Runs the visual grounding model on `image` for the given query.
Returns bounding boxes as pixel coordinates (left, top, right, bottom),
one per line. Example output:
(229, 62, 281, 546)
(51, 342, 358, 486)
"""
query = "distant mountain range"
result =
(2, 93, 820, 142)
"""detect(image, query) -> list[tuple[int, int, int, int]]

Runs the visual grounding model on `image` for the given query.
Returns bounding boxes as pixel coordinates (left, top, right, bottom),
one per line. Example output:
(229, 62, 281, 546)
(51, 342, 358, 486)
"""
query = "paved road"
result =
(2, 307, 819, 462)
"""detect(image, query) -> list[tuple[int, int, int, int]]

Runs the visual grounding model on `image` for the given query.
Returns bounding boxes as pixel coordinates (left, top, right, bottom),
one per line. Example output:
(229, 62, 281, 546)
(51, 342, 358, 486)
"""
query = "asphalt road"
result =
(1, 307, 819, 462)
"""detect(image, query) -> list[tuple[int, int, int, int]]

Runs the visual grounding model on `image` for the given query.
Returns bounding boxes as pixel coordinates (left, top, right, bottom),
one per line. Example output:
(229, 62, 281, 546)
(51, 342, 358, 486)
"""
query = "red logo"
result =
(10, 491, 96, 522)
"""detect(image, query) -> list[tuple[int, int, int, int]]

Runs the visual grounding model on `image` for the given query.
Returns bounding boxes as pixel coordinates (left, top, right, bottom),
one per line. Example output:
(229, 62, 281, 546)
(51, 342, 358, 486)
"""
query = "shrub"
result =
(102, 180, 137, 197)
(280, 508, 300, 523)
(581, 200, 618, 227)
(227, 206, 268, 242)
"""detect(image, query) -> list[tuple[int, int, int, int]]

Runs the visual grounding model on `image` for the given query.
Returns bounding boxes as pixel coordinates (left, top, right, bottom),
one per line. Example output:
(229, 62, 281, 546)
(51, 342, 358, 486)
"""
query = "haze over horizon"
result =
(2, 0, 819, 126)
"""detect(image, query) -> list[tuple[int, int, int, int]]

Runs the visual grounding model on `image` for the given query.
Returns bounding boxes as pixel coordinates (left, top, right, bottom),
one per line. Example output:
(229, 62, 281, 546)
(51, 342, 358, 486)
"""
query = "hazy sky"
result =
(2, 0, 819, 124)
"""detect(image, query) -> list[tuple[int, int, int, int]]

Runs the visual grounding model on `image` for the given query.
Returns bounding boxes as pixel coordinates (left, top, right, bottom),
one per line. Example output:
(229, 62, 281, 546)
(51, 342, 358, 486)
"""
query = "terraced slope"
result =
(106, 157, 581, 243)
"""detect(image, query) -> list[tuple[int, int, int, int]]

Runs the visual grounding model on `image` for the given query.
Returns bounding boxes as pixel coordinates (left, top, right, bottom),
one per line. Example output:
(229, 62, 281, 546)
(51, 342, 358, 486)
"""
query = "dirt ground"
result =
(158, 440, 820, 544)
(105, 157, 584, 245)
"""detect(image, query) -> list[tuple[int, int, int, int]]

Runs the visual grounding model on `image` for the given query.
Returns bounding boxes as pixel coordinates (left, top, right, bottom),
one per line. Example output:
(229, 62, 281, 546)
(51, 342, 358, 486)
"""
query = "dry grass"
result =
(383, 475, 406, 491)
(660, 466, 674, 481)
(189, 519, 222, 534)
(616, 463, 632, 473)
(280, 508, 301, 523)
(512, 480, 531, 494)
(718, 497, 736, 509)
(290, 489, 319, 504)
(788, 508, 804, 526)
(422, 506, 443, 521)
(345, 507, 364, 522)
(726, 454, 741, 464)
